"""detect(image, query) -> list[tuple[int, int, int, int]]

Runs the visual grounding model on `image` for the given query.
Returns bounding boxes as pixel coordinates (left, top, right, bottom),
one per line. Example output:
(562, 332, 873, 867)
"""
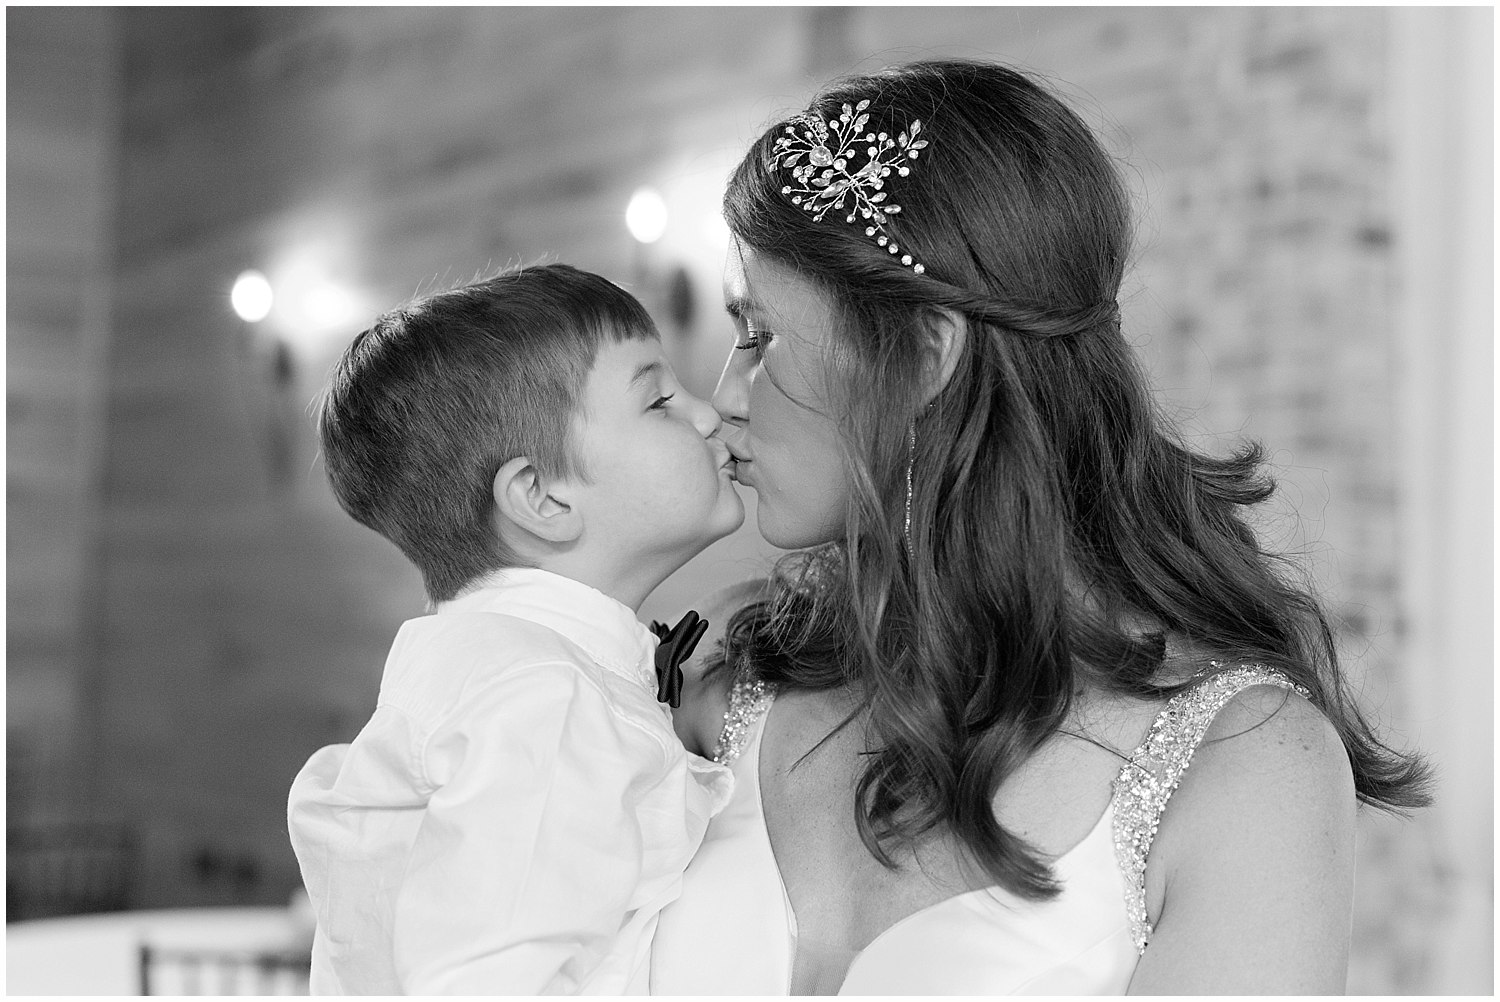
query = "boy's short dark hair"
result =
(319, 263, 658, 603)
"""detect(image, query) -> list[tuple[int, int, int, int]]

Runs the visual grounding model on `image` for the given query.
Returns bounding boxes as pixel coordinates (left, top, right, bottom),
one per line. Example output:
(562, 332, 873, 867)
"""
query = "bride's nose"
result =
(712, 346, 749, 427)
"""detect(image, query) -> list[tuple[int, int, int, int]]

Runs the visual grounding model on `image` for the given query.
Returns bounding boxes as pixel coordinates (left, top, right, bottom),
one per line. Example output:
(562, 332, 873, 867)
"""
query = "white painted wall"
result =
(1389, 6, 1494, 994)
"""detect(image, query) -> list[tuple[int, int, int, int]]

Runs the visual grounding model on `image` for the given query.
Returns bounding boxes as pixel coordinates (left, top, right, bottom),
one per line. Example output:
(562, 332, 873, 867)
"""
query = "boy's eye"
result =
(648, 393, 675, 411)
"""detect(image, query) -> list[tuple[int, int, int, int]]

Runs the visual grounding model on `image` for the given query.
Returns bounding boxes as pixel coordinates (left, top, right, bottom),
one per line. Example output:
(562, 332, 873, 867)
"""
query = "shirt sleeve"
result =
(389, 659, 667, 995)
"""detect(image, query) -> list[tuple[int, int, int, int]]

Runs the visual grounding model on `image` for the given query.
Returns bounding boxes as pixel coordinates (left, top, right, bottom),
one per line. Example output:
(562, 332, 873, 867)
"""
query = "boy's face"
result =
(566, 336, 745, 580)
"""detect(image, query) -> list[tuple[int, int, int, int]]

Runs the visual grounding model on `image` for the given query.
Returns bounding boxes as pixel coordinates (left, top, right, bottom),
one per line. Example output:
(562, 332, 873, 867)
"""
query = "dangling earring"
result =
(903, 420, 916, 558)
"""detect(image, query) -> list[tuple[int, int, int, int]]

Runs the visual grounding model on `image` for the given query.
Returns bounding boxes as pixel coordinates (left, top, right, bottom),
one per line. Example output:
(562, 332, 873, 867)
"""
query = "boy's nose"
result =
(683, 390, 722, 438)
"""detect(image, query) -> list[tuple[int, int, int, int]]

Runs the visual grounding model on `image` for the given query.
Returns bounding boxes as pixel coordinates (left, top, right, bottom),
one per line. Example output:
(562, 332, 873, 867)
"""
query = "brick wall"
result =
(6, 7, 122, 819)
(6, 7, 1480, 990)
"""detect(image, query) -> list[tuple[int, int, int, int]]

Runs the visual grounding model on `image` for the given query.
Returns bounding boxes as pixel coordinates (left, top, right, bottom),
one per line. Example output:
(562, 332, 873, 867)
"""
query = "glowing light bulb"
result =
(626, 188, 668, 244)
(231, 270, 274, 322)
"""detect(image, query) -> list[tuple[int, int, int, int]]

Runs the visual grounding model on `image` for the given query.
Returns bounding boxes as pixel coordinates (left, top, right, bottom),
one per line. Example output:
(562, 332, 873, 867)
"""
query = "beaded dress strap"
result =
(711, 676, 776, 765)
(1109, 664, 1310, 955)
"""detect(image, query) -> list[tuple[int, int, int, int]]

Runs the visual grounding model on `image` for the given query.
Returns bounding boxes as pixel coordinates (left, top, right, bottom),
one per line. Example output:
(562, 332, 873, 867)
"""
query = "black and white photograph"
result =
(6, 6, 1492, 996)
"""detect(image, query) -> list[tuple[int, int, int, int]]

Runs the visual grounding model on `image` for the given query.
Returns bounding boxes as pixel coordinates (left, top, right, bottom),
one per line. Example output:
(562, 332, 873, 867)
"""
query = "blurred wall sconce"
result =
(231, 235, 372, 492)
(228, 269, 299, 492)
(625, 186, 695, 336)
(229, 268, 295, 386)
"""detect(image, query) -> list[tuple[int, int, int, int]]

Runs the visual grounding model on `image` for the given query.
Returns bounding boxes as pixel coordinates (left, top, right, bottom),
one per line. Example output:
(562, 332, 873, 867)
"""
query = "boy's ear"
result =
(492, 457, 583, 544)
(920, 306, 968, 404)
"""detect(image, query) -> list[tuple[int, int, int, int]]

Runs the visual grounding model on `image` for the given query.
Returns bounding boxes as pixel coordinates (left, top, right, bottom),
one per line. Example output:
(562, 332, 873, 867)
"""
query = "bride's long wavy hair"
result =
(718, 59, 1428, 899)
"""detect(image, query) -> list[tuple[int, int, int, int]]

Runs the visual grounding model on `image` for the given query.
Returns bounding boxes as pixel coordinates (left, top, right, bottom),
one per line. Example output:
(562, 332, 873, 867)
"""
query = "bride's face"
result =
(713, 240, 851, 550)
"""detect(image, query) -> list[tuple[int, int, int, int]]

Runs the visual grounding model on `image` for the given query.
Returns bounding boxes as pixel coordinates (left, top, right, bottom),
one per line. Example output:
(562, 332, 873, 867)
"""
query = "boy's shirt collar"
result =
(436, 568, 657, 691)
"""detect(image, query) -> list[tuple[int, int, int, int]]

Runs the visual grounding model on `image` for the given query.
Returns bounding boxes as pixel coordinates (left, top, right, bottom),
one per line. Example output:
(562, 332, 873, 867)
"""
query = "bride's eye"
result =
(736, 325, 773, 356)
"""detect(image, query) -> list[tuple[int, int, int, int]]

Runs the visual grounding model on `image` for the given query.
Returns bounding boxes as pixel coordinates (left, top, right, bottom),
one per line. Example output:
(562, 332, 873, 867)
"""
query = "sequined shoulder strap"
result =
(711, 676, 776, 765)
(1110, 665, 1310, 954)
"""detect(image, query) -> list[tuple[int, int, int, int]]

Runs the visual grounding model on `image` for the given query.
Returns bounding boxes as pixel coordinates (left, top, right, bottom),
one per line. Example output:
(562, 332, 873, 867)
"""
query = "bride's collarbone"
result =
(761, 686, 1157, 862)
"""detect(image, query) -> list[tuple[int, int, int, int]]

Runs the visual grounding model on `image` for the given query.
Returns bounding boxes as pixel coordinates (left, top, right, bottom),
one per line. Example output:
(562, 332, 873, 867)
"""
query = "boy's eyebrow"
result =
(724, 295, 755, 319)
(629, 360, 663, 388)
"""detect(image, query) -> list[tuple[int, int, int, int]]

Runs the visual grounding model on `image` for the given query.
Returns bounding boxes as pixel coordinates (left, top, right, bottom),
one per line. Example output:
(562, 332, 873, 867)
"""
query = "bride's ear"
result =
(919, 306, 968, 404)
(492, 457, 582, 544)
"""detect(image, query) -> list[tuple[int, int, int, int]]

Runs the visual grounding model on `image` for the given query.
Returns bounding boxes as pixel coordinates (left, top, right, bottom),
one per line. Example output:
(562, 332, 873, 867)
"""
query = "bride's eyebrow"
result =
(724, 295, 756, 320)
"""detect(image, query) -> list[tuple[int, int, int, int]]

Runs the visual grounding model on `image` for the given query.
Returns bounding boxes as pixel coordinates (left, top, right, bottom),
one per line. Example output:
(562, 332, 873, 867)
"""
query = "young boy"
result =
(286, 264, 744, 994)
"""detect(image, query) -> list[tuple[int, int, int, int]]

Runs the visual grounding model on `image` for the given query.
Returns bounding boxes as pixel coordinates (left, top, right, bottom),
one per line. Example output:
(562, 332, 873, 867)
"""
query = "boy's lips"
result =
(713, 444, 737, 475)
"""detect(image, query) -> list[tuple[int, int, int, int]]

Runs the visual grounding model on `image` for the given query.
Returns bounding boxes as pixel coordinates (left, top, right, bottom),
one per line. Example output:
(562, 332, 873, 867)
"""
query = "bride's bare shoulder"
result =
(670, 578, 771, 757)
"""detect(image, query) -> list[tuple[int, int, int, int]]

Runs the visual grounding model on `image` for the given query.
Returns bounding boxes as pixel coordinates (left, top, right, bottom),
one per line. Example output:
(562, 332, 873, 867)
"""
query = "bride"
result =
(650, 59, 1428, 994)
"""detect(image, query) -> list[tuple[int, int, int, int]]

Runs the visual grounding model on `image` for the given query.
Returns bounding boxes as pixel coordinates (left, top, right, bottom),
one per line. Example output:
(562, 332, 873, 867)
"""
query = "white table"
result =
(6, 906, 311, 996)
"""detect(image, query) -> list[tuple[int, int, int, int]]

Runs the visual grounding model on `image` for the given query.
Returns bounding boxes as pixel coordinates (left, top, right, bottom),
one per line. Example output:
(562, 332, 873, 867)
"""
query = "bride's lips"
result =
(728, 457, 750, 485)
(710, 439, 742, 480)
(723, 444, 752, 484)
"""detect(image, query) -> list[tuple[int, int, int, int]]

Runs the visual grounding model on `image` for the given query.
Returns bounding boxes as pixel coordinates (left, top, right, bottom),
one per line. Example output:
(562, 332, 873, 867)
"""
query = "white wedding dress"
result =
(651, 666, 1302, 995)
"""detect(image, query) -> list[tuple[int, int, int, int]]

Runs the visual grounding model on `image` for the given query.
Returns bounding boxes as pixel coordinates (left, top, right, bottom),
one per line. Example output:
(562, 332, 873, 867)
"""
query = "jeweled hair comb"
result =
(769, 99, 931, 274)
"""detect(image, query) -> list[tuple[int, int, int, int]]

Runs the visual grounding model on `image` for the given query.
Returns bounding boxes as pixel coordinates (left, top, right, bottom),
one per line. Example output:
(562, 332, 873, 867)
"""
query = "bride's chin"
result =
(755, 510, 814, 551)
(754, 497, 850, 551)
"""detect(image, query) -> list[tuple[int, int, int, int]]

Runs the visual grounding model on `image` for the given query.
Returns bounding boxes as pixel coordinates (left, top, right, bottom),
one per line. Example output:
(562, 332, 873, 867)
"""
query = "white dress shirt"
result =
(287, 568, 733, 995)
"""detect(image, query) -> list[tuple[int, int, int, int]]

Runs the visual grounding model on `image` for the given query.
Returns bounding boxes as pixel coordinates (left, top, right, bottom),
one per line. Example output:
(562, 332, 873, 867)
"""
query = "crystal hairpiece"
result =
(770, 99, 931, 274)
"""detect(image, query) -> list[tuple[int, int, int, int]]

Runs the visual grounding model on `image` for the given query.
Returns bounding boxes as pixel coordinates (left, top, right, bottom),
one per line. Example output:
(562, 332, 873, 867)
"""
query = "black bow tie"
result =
(648, 610, 709, 709)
